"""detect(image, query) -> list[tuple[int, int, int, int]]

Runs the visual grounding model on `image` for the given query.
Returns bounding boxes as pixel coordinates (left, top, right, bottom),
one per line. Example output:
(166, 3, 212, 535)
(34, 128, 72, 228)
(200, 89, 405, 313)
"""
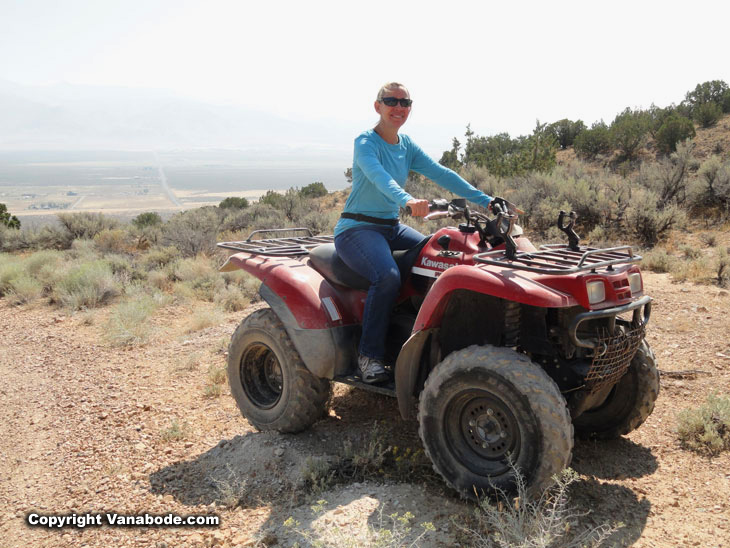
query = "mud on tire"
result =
(574, 340, 659, 439)
(227, 308, 331, 433)
(418, 345, 573, 499)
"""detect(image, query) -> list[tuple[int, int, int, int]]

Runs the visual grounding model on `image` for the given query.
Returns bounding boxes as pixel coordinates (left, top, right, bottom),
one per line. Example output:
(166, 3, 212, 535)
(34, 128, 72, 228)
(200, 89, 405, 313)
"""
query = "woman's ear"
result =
(374, 100, 382, 115)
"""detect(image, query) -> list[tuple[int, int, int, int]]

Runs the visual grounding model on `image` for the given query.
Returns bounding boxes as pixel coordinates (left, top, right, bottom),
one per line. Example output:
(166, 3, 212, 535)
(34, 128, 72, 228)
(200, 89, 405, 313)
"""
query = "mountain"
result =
(0, 80, 354, 162)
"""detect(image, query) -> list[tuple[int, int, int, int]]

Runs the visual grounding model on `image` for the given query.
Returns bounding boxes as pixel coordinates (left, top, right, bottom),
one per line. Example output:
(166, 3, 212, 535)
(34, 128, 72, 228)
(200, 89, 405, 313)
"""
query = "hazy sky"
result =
(2, 0, 729, 148)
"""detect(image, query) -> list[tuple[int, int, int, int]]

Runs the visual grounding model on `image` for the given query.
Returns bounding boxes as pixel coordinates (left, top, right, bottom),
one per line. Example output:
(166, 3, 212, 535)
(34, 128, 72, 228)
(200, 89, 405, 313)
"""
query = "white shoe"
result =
(357, 355, 390, 384)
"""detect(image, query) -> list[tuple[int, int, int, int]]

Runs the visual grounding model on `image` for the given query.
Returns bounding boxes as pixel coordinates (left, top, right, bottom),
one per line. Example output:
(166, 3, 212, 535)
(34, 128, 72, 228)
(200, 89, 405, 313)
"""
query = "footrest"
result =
(333, 374, 396, 397)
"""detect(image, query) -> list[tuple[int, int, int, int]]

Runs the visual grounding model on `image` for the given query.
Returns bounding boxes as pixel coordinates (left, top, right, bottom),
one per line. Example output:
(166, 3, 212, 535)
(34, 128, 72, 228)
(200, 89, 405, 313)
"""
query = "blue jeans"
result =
(334, 223, 425, 360)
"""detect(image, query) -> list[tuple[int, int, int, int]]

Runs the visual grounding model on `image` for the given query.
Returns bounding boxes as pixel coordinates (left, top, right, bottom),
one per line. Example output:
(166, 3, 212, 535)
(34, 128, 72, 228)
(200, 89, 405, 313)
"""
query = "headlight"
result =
(586, 280, 606, 304)
(628, 272, 643, 294)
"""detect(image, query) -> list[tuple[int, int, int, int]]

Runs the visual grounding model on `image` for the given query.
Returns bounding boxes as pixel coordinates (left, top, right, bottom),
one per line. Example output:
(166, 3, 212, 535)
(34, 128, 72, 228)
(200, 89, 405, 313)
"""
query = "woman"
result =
(334, 82, 494, 384)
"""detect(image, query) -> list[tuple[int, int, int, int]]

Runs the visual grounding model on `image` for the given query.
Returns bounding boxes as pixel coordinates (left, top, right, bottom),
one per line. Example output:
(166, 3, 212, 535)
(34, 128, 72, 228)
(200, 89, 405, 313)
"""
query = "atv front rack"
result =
(217, 228, 334, 257)
(474, 244, 641, 275)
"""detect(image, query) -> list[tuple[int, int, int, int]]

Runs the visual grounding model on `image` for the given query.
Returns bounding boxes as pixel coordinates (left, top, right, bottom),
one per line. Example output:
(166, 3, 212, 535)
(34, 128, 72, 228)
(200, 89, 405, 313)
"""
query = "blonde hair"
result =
(376, 82, 409, 101)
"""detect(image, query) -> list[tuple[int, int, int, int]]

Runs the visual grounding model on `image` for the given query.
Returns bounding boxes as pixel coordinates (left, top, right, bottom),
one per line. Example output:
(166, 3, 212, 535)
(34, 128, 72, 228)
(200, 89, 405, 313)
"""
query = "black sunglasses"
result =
(380, 97, 413, 107)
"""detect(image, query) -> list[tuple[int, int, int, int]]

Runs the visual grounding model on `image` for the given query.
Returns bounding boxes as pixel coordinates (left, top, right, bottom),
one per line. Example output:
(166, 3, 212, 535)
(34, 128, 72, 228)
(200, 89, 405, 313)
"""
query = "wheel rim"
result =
(444, 389, 521, 477)
(240, 343, 283, 409)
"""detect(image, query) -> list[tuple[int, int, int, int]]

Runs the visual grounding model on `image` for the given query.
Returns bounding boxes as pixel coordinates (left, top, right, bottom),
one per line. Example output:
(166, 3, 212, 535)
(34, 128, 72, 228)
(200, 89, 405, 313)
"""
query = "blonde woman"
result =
(334, 82, 494, 384)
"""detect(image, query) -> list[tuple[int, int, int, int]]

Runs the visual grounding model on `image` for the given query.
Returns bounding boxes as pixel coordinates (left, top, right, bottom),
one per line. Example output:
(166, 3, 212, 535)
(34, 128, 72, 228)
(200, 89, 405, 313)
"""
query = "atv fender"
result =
(222, 253, 360, 378)
(413, 264, 577, 331)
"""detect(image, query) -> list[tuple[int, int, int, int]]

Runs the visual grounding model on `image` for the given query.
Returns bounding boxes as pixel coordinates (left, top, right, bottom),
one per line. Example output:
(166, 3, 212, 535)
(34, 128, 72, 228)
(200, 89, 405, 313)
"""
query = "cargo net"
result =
(585, 324, 645, 393)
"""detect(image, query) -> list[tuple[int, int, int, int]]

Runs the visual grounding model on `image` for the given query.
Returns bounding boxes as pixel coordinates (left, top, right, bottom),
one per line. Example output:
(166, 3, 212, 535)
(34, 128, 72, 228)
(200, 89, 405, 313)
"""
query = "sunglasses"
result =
(380, 97, 413, 107)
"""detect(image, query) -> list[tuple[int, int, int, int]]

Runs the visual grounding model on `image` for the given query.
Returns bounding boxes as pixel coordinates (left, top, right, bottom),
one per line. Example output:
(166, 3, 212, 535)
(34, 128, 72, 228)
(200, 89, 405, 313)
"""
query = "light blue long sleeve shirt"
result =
(334, 129, 492, 236)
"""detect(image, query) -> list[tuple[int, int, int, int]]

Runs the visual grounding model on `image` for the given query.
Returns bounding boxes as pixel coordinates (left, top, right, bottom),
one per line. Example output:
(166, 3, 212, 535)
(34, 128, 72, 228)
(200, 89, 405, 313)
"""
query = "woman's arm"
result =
(409, 140, 492, 208)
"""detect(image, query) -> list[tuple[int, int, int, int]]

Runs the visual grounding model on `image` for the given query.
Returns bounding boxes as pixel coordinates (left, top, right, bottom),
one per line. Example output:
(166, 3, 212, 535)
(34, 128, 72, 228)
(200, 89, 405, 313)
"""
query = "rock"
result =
(274, 448, 284, 457)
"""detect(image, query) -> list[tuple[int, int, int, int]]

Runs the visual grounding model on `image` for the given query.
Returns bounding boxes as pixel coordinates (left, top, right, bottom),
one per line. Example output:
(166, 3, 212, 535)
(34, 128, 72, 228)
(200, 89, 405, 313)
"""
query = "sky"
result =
(1, 0, 729, 155)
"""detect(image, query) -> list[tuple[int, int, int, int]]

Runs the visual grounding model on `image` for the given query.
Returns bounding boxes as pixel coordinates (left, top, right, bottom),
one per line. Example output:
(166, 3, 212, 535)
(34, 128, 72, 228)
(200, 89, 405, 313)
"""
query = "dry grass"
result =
(676, 393, 730, 456)
(103, 296, 159, 347)
(160, 420, 190, 442)
(185, 307, 223, 333)
(459, 466, 618, 548)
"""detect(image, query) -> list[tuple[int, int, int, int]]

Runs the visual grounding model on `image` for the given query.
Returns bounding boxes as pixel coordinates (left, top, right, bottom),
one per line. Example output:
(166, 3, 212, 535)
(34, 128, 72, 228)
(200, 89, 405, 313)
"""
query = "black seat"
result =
(309, 236, 431, 291)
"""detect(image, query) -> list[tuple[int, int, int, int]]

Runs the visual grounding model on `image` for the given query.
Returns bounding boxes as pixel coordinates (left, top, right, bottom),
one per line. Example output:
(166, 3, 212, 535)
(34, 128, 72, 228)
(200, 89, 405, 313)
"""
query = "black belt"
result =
(340, 212, 399, 226)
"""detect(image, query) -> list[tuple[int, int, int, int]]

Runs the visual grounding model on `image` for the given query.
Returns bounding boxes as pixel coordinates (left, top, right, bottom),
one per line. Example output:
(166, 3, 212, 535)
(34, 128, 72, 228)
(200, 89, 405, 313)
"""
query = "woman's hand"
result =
(405, 199, 430, 217)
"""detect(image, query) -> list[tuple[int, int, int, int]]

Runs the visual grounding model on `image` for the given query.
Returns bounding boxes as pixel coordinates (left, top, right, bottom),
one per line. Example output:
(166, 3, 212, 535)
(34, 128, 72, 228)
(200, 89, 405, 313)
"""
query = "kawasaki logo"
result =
(420, 256, 457, 271)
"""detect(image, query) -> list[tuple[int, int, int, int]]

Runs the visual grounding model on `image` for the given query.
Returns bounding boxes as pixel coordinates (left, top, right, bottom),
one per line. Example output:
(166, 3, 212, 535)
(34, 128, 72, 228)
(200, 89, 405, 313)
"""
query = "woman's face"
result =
(374, 86, 411, 131)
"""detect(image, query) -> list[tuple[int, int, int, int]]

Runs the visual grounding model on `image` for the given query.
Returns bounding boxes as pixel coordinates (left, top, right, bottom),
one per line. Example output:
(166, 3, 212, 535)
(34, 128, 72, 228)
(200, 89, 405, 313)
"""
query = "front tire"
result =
(418, 345, 573, 499)
(573, 340, 659, 439)
(227, 308, 331, 433)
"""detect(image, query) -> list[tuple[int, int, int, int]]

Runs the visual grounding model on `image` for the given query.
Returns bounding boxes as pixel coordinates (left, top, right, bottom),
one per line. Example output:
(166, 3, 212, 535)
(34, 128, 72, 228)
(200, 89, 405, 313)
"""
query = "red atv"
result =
(218, 199, 658, 497)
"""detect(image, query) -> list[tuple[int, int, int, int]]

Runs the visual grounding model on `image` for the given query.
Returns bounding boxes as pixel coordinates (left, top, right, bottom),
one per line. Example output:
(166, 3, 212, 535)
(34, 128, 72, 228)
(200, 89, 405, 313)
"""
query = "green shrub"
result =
(105, 253, 145, 283)
(22, 250, 67, 293)
(641, 248, 676, 273)
(94, 228, 129, 254)
(722, 89, 730, 113)
(214, 285, 250, 312)
(57, 212, 119, 240)
(695, 156, 730, 209)
(573, 121, 612, 159)
(221, 203, 281, 232)
(462, 122, 557, 177)
(677, 393, 730, 455)
(684, 80, 729, 111)
(218, 197, 250, 209)
(636, 141, 696, 204)
(655, 115, 696, 154)
(0, 257, 23, 296)
(222, 270, 261, 301)
(54, 260, 120, 309)
(626, 191, 684, 246)
(694, 101, 722, 128)
(6, 275, 43, 305)
(147, 269, 173, 291)
(300, 182, 328, 198)
(672, 256, 710, 283)
(69, 238, 100, 260)
(171, 256, 223, 301)
(162, 207, 221, 257)
(546, 119, 586, 149)
(0, 203, 20, 229)
(28, 224, 74, 250)
(610, 108, 649, 160)
(104, 296, 159, 346)
(132, 211, 163, 228)
(138, 246, 181, 271)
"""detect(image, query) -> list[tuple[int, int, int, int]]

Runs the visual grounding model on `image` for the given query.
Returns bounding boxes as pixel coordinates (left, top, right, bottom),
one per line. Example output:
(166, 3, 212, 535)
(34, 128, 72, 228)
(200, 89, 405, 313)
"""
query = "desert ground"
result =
(1, 268, 729, 548)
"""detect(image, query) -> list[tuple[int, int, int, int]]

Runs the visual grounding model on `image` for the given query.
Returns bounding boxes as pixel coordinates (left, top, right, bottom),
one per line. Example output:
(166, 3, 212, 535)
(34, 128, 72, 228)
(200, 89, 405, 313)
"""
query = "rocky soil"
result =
(1, 271, 729, 547)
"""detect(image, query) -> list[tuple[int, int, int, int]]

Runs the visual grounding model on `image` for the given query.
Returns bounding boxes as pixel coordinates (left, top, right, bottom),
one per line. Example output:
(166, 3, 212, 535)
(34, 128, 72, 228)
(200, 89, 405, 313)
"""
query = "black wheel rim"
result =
(240, 343, 283, 409)
(444, 389, 522, 477)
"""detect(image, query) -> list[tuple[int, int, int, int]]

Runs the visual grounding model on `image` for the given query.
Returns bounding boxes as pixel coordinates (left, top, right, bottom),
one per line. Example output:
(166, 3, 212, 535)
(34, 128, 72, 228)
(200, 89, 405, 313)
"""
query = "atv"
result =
(217, 199, 659, 498)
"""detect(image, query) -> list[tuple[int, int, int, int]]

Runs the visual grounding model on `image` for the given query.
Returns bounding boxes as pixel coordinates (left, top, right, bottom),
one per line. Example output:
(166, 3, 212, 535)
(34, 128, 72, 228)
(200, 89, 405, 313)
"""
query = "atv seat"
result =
(309, 237, 432, 291)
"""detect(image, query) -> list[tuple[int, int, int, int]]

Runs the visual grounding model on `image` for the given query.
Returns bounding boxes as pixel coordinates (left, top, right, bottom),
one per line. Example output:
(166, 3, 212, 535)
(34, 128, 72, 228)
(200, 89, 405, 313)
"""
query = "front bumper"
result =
(568, 295, 652, 350)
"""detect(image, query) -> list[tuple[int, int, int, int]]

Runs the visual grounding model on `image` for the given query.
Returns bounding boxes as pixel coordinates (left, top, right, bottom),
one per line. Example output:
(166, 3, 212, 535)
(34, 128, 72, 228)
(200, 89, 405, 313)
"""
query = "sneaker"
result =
(357, 354, 390, 384)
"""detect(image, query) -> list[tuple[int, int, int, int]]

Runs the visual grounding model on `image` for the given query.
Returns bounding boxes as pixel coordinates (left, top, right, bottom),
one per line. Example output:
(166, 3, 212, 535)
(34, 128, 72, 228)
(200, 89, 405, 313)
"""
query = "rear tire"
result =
(574, 340, 659, 439)
(418, 345, 573, 499)
(227, 308, 331, 433)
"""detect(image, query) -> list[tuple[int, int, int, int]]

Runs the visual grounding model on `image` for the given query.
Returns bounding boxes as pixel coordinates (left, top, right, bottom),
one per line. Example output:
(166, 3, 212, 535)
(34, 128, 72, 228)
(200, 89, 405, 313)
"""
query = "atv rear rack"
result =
(217, 228, 334, 257)
(474, 244, 641, 275)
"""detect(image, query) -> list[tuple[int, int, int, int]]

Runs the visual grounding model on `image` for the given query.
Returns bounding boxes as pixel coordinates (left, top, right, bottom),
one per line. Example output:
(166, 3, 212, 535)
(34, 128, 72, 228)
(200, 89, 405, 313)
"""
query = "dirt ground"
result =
(1, 270, 729, 548)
